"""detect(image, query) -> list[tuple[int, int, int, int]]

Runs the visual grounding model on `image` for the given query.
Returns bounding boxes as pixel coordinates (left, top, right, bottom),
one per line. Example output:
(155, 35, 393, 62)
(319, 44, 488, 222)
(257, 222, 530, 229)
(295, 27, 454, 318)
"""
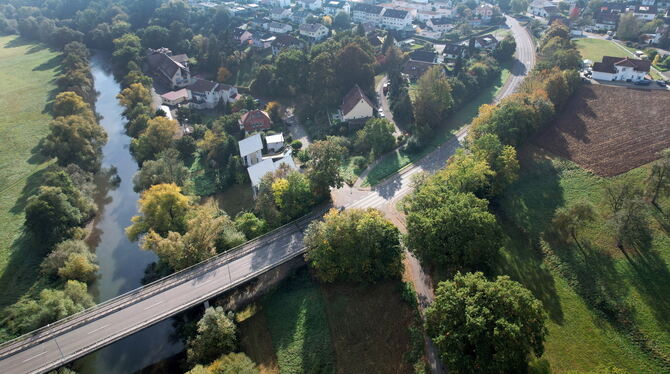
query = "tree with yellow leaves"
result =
(126, 183, 191, 241)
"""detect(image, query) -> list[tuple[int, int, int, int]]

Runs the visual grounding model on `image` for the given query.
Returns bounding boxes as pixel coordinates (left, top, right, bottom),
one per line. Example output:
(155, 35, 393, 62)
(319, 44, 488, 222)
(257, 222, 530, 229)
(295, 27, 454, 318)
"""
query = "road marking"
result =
(143, 300, 164, 310)
(87, 324, 110, 335)
(22, 350, 48, 363)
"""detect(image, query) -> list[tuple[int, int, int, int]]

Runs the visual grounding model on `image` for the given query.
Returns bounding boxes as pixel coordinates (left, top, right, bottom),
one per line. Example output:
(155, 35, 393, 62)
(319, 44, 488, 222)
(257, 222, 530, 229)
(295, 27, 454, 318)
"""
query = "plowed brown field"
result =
(532, 84, 670, 176)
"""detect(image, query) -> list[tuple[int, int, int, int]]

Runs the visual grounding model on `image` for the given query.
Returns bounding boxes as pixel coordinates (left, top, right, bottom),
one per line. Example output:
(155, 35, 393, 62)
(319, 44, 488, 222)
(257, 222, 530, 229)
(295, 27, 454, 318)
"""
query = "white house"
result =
(631, 6, 657, 21)
(339, 85, 375, 122)
(528, 0, 553, 17)
(474, 34, 498, 50)
(381, 8, 412, 30)
(187, 79, 238, 109)
(247, 152, 297, 197)
(269, 22, 293, 33)
(269, 7, 292, 20)
(475, 4, 495, 22)
(428, 17, 453, 33)
(239, 134, 264, 166)
(442, 43, 466, 59)
(296, 0, 322, 10)
(323, 0, 350, 15)
(147, 48, 193, 89)
(591, 11, 619, 31)
(591, 56, 651, 81)
(352, 3, 383, 24)
(299, 23, 329, 40)
(266, 133, 285, 153)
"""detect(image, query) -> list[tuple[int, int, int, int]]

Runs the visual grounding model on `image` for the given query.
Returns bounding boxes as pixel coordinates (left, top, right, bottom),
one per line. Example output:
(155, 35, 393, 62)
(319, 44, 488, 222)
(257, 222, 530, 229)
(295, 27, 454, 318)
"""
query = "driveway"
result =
(375, 75, 403, 137)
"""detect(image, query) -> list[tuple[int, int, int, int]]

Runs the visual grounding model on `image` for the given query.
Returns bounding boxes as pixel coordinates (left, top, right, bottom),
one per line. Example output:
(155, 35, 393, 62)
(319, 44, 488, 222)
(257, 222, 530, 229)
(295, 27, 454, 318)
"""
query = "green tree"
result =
(356, 118, 396, 156)
(112, 33, 143, 74)
(271, 171, 312, 220)
(425, 272, 547, 374)
(646, 149, 670, 210)
(41, 240, 93, 277)
(52, 91, 93, 118)
(510, 0, 529, 13)
(493, 35, 516, 61)
(187, 306, 237, 365)
(413, 65, 453, 136)
(43, 114, 108, 172)
(306, 139, 348, 198)
(332, 11, 351, 30)
(403, 189, 501, 267)
(25, 186, 86, 244)
(335, 43, 375, 95)
(187, 353, 259, 374)
(127, 183, 191, 240)
(617, 12, 640, 41)
(133, 149, 190, 192)
(131, 116, 179, 163)
(304, 208, 403, 282)
(468, 134, 520, 196)
(58, 252, 99, 283)
(552, 201, 596, 255)
(234, 212, 268, 239)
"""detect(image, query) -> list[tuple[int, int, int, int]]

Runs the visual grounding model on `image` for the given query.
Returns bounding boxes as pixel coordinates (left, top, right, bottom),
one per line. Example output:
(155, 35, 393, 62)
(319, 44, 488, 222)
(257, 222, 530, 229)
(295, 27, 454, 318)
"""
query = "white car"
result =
(378, 109, 385, 118)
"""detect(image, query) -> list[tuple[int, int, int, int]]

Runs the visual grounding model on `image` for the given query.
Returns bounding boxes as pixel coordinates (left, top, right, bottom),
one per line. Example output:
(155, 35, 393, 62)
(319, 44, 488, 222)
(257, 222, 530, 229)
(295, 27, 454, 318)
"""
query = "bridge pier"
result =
(203, 300, 210, 309)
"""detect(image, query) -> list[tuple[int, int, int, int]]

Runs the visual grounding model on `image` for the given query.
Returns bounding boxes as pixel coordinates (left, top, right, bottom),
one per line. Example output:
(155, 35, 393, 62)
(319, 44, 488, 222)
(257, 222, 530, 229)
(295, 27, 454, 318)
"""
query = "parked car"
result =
(656, 80, 667, 87)
(634, 79, 651, 86)
(378, 109, 385, 118)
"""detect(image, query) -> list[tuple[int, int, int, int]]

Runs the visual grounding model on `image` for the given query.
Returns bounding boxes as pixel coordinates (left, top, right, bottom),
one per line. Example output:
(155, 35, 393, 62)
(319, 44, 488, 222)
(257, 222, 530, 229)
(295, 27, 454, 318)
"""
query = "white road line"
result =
(142, 300, 164, 311)
(22, 350, 48, 363)
(87, 324, 110, 335)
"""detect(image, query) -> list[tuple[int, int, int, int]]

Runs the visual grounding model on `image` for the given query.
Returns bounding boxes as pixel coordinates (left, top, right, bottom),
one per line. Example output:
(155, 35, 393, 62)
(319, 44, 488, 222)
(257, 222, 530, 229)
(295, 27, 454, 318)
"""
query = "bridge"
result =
(0, 16, 535, 374)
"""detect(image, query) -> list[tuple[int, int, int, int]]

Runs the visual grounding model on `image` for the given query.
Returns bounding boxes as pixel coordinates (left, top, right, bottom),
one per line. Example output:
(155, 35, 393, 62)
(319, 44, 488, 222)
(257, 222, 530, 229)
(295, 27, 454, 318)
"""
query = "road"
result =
(0, 16, 535, 374)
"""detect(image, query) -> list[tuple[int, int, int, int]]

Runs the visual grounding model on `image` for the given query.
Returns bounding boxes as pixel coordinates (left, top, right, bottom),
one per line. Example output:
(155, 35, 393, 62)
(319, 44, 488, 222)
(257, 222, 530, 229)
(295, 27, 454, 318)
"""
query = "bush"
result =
(290, 140, 303, 151)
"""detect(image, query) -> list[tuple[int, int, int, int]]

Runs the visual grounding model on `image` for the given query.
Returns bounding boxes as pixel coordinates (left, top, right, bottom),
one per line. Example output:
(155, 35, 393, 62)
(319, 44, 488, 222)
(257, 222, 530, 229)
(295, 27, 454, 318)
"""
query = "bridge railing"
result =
(0, 205, 330, 360)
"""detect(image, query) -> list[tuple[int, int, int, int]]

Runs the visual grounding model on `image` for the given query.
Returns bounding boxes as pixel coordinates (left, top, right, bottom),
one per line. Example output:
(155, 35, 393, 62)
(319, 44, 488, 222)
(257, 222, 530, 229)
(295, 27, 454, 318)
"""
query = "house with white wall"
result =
(296, 0, 322, 10)
(147, 48, 193, 89)
(269, 22, 293, 33)
(352, 3, 384, 24)
(299, 23, 329, 40)
(323, 0, 350, 15)
(381, 8, 412, 30)
(239, 134, 264, 166)
(339, 85, 375, 122)
(591, 56, 651, 81)
(266, 133, 285, 153)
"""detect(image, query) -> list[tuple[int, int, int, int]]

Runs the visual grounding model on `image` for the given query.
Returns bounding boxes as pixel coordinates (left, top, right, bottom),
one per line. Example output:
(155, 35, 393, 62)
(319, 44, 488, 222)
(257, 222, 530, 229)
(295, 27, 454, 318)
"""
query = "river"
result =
(71, 54, 183, 373)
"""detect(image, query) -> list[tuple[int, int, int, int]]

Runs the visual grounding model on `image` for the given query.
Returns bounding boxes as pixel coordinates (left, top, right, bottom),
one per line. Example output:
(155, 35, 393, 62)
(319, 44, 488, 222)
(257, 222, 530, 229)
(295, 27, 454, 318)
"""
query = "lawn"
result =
(575, 38, 664, 80)
(496, 148, 670, 373)
(0, 35, 61, 309)
(362, 66, 510, 186)
(240, 270, 419, 373)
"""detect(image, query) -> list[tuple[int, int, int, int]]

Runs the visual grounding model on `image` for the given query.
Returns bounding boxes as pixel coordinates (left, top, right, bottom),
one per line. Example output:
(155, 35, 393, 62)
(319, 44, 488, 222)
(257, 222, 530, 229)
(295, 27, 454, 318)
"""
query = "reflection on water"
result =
(72, 54, 183, 374)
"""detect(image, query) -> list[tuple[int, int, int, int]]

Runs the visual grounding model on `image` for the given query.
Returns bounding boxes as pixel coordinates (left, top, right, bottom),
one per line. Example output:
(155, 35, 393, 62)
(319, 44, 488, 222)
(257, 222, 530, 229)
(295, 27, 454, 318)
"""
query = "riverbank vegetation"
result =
(0, 39, 107, 341)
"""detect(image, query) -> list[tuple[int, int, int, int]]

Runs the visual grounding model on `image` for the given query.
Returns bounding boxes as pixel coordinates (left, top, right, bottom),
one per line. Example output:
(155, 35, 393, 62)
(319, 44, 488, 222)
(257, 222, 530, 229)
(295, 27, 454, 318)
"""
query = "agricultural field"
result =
(0, 36, 61, 309)
(497, 148, 670, 371)
(238, 271, 419, 374)
(532, 84, 670, 176)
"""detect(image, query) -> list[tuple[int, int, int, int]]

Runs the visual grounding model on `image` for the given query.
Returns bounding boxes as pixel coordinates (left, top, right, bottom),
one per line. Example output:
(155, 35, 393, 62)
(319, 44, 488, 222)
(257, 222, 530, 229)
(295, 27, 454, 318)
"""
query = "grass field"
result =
(497, 148, 670, 373)
(239, 271, 418, 373)
(362, 66, 510, 186)
(0, 35, 61, 309)
(575, 38, 664, 80)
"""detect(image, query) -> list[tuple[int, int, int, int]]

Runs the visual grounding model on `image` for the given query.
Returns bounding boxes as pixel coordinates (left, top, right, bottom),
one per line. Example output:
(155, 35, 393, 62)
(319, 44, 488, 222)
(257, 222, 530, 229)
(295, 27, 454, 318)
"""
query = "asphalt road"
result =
(0, 16, 535, 374)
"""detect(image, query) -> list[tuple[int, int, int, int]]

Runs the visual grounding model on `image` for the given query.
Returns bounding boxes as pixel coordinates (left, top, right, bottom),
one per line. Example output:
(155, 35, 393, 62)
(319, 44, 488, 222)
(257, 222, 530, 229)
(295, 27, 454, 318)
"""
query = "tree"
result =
(356, 118, 396, 156)
(617, 12, 640, 41)
(493, 35, 516, 61)
(403, 189, 501, 267)
(271, 171, 312, 220)
(141, 206, 242, 271)
(335, 43, 375, 95)
(131, 116, 179, 163)
(52, 91, 93, 118)
(127, 183, 190, 241)
(552, 201, 596, 255)
(612, 199, 651, 252)
(133, 149, 190, 192)
(187, 307, 237, 365)
(413, 66, 453, 136)
(234, 212, 268, 239)
(118, 82, 153, 112)
(187, 353, 259, 374)
(332, 11, 351, 30)
(4, 280, 94, 335)
(112, 33, 142, 74)
(42, 114, 108, 172)
(468, 134, 520, 196)
(217, 66, 231, 83)
(646, 149, 670, 210)
(58, 252, 99, 283)
(306, 139, 348, 198)
(265, 101, 282, 124)
(425, 272, 547, 374)
(274, 49, 308, 95)
(510, 0, 529, 13)
(41, 239, 98, 282)
(25, 186, 85, 244)
(304, 208, 403, 282)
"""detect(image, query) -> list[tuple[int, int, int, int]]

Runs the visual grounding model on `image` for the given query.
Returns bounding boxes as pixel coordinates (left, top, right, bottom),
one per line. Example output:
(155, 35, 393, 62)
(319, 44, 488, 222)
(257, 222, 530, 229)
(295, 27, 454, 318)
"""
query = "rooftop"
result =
(239, 134, 263, 157)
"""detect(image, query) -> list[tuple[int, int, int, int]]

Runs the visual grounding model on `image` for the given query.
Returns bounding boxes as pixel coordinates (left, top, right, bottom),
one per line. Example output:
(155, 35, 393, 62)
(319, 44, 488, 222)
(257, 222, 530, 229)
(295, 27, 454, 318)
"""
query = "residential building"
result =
(631, 6, 657, 21)
(269, 21, 293, 33)
(352, 3, 384, 24)
(146, 48, 193, 89)
(339, 85, 375, 122)
(409, 50, 437, 63)
(239, 110, 272, 133)
(266, 133, 285, 153)
(299, 23, 329, 40)
(188, 79, 238, 109)
(402, 60, 439, 81)
(160, 88, 190, 106)
(271, 34, 303, 55)
(475, 4, 495, 21)
(252, 33, 276, 49)
(323, 0, 350, 15)
(297, 0, 322, 10)
(442, 43, 466, 59)
(292, 10, 312, 24)
(232, 27, 253, 44)
(428, 17, 453, 33)
(381, 8, 412, 30)
(591, 11, 619, 31)
(249, 17, 270, 30)
(528, 0, 554, 17)
(474, 34, 498, 50)
(591, 56, 651, 81)
(270, 7, 292, 20)
(239, 134, 264, 166)
(247, 153, 297, 197)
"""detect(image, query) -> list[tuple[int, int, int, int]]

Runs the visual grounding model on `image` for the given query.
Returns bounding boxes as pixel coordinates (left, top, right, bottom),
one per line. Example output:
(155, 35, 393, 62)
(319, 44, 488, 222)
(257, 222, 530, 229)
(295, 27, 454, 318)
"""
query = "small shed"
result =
(266, 133, 285, 153)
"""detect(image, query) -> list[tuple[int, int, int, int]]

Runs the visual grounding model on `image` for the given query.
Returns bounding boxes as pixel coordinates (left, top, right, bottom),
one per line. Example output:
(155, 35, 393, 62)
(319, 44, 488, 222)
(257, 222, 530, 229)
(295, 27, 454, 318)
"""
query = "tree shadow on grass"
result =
(9, 166, 49, 215)
(0, 231, 49, 310)
(33, 54, 63, 71)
